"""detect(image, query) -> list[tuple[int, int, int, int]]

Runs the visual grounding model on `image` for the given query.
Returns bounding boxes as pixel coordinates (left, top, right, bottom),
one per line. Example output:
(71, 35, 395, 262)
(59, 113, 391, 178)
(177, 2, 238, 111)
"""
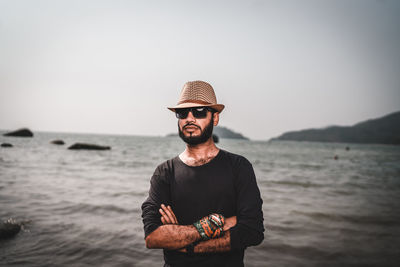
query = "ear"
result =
(213, 112, 219, 126)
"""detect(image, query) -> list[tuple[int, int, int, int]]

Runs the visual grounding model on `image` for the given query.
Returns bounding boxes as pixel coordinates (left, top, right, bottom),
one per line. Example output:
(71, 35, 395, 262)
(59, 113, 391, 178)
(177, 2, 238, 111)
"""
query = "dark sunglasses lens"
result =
(192, 107, 208, 118)
(176, 109, 189, 119)
(175, 107, 209, 119)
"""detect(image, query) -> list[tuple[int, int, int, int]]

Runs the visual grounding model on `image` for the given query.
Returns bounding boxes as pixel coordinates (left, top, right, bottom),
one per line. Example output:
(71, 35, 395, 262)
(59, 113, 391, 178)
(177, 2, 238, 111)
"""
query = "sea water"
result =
(1, 132, 399, 266)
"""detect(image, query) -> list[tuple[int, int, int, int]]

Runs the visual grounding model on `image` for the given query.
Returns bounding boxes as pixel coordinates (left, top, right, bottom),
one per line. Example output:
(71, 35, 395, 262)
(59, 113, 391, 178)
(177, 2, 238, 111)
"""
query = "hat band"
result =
(178, 99, 213, 105)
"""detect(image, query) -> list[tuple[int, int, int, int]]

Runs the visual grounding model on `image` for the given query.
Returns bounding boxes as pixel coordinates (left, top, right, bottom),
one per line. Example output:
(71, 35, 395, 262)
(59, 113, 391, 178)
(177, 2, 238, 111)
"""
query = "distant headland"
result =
(167, 126, 249, 140)
(272, 111, 400, 145)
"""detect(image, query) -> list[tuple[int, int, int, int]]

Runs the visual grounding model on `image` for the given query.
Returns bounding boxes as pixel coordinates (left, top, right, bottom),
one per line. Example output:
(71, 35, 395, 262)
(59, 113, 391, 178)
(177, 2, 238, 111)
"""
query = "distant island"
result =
(272, 111, 400, 145)
(167, 126, 249, 140)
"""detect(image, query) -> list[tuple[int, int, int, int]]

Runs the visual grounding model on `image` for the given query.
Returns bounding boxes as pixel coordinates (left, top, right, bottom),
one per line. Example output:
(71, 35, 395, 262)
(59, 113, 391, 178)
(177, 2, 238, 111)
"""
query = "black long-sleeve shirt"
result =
(141, 149, 264, 267)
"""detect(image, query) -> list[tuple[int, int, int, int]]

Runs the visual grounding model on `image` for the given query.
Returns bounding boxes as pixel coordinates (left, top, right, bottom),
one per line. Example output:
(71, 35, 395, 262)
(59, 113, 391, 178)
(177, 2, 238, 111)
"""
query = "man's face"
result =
(177, 108, 217, 145)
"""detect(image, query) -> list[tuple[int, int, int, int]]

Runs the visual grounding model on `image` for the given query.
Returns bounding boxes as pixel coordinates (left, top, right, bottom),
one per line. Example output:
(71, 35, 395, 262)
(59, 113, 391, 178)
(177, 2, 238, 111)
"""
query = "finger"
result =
(160, 206, 174, 224)
(161, 204, 175, 224)
(160, 211, 171, 224)
(159, 208, 172, 224)
(162, 206, 175, 224)
(223, 224, 230, 231)
(223, 216, 237, 231)
(167, 205, 179, 224)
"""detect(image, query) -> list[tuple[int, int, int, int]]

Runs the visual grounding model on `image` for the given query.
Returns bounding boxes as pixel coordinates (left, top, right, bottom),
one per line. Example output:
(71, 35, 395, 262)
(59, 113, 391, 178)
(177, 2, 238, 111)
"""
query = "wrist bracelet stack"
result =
(193, 213, 225, 240)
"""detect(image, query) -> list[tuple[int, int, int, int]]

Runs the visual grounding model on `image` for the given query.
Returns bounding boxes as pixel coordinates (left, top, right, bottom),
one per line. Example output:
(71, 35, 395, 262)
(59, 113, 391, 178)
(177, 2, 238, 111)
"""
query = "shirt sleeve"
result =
(229, 158, 264, 250)
(141, 165, 171, 238)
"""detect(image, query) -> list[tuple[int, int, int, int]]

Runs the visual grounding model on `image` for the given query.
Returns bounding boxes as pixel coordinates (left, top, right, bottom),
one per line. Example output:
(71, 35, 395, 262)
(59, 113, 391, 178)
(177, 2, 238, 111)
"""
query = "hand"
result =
(159, 204, 179, 225)
(223, 216, 237, 231)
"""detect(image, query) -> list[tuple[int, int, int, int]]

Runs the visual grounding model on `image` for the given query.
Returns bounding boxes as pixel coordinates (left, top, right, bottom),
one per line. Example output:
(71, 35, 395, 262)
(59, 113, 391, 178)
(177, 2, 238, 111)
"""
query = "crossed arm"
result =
(145, 204, 237, 253)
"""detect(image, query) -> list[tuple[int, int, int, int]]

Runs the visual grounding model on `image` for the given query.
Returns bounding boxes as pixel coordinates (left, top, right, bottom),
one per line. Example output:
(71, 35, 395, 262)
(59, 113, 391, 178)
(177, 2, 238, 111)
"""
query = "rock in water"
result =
(1, 143, 13, 148)
(3, 128, 34, 137)
(68, 143, 111, 150)
(50, 140, 65, 145)
(0, 220, 21, 239)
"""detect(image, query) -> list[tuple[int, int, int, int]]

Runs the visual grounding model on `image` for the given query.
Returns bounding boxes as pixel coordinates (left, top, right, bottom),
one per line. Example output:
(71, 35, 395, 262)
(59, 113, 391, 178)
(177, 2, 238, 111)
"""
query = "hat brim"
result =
(168, 102, 225, 113)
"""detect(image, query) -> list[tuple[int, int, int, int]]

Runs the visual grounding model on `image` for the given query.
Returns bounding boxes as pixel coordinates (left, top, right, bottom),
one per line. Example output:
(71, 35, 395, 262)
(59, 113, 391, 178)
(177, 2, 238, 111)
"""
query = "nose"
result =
(185, 111, 196, 122)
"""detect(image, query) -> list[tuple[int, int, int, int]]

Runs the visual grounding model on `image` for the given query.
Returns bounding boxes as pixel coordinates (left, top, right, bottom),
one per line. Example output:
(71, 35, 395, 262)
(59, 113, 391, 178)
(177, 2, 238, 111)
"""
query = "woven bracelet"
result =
(193, 220, 210, 240)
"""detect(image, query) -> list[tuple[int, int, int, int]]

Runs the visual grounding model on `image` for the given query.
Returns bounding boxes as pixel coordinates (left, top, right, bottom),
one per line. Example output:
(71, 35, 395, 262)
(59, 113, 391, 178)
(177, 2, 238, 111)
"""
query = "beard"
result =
(178, 117, 214, 146)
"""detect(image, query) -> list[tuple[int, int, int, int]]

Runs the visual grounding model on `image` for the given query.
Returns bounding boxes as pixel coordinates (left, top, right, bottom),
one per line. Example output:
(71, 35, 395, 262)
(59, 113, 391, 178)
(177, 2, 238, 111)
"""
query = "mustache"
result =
(183, 123, 201, 130)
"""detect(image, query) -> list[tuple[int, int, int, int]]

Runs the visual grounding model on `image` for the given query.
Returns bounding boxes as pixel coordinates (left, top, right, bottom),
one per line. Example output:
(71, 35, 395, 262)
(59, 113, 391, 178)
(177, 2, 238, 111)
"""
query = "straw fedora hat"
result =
(168, 80, 225, 113)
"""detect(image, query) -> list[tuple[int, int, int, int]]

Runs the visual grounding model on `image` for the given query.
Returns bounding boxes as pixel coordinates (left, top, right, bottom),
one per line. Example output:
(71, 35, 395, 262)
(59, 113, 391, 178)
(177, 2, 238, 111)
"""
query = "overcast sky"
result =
(1, 0, 399, 140)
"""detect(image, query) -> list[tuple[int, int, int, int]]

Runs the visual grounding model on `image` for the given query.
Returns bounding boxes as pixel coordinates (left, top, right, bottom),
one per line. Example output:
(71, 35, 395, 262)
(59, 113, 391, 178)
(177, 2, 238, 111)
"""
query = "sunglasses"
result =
(175, 107, 214, 119)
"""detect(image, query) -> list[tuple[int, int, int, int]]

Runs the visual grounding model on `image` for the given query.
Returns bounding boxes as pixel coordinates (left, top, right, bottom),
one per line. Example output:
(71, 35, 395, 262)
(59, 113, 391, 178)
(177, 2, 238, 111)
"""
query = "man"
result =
(141, 80, 264, 266)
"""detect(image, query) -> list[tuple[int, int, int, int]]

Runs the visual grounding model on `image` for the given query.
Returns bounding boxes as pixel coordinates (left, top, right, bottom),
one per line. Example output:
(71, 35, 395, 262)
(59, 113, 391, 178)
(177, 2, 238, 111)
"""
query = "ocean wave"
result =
(261, 241, 334, 260)
(291, 210, 399, 226)
(53, 202, 135, 216)
(108, 191, 146, 198)
(267, 180, 324, 188)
